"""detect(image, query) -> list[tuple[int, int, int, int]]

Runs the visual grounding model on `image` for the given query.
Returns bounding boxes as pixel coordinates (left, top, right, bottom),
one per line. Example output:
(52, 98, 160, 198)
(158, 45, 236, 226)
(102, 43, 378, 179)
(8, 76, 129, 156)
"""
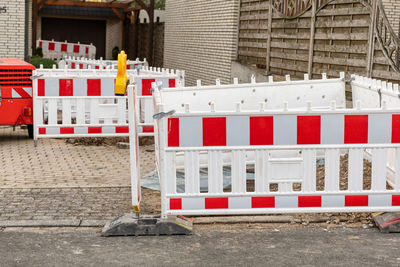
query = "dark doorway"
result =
(41, 17, 106, 59)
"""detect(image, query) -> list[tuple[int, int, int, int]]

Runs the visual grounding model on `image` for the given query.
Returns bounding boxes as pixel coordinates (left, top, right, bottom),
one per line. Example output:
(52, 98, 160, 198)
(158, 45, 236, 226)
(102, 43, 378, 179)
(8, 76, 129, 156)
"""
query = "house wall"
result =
(0, 0, 26, 59)
(164, 0, 240, 86)
(105, 18, 123, 59)
(382, 0, 400, 37)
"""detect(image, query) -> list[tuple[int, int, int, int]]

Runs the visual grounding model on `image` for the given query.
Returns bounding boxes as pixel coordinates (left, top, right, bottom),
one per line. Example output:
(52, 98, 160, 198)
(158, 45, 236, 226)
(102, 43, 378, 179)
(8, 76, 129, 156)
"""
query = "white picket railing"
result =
(58, 56, 148, 70)
(32, 68, 185, 145)
(36, 39, 96, 60)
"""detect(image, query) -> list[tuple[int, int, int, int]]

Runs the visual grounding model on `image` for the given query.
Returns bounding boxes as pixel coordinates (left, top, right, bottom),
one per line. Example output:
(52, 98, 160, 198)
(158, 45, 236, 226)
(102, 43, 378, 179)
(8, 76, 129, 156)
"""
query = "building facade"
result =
(164, 0, 240, 86)
(0, 0, 28, 59)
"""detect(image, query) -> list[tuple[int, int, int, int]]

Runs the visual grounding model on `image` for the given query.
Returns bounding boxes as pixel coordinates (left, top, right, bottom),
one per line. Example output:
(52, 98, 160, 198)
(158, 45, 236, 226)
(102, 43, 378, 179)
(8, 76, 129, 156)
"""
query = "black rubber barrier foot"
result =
(101, 214, 193, 236)
(373, 212, 400, 233)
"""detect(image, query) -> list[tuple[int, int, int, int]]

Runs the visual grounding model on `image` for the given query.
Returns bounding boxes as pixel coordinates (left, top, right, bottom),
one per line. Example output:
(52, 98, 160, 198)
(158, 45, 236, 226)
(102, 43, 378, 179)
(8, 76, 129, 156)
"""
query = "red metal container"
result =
(0, 58, 36, 137)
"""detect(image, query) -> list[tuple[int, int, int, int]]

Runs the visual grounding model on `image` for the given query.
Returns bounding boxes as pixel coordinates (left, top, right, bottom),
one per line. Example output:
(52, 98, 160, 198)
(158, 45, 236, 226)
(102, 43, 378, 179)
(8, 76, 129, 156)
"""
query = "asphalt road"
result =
(1, 225, 400, 266)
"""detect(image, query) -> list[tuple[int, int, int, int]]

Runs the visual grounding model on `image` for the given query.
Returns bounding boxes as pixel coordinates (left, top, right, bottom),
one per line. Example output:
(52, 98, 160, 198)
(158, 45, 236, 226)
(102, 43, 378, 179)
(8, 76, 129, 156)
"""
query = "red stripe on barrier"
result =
(392, 115, 400, 143)
(13, 87, 31, 98)
(142, 79, 156, 96)
(79, 64, 83, 69)
(59, 79, 73, 96)
(203, 117, 226, 146)
(88, 127, 102, 134)
(85, 47, 89, 54)
(73, 45, 80, 53)
(392, 195, 400, 206)
(38, 79, 45, 96)
(251, 197, 275, 208)
(87, 79, 101, 96)
(143, 126, 154, 133)
(345, 195, 368, 206)
(60, 127, 74, 134)
(61, 43, 67, 52)
(169, 79, 176, 88)
(168, 118, 179, 147)
(71, 63, 75, 69)
(344, 115, 368, 144)
(39, 41, 42, 47)
(297, 116, 321, 145)
(250, 116, 273, 145)
(298, 196, 322, 207)
(95, 66, 99, 70)
(170, 199, 182, 210)
(127, 65, 130, 69)
(205, 198, 228, 209)
(116, 126, 129, 133)
(38, 128, 46, 135)
(48, 42, 55, 51)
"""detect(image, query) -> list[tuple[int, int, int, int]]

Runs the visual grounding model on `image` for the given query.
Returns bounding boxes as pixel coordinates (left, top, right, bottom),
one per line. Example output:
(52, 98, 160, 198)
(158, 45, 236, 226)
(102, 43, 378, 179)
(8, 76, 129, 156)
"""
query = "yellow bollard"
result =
(115, 50, 128, 96)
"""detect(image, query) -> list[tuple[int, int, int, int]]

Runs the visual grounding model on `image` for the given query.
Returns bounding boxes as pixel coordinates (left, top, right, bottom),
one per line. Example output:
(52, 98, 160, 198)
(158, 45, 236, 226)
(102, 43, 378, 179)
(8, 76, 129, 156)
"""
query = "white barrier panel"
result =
(59, 57, 148, 70)
(37, 39, 96, 60)
(127, 75, 400, 218)
(32, 68, 184, 144)
(351, 75, 400, 188)
(152, 96, 400, 217)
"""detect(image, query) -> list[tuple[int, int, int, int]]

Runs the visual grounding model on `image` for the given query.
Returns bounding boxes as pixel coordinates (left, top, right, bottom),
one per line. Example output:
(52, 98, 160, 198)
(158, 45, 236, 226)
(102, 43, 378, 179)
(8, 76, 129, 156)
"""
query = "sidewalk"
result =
(0, 127, 158, 225)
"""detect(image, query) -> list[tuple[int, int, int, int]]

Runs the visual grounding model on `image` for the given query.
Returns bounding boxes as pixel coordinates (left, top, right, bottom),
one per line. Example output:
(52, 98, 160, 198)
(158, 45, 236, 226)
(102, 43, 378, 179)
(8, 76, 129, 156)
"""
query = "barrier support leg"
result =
(101, 85, 192, 236)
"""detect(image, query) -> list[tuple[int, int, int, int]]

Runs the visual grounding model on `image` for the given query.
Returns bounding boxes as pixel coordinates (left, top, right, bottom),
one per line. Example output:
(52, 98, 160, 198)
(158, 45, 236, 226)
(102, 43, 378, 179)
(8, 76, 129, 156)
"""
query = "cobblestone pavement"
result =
(0, 126, 158, 224)
(0, 127, 155, 188)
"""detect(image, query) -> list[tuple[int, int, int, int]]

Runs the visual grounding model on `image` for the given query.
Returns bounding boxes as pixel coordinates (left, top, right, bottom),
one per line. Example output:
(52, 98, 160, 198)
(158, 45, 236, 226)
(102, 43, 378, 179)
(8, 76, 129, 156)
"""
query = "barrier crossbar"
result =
(127, 74, 400, 218)
(59, 57, 148, 70)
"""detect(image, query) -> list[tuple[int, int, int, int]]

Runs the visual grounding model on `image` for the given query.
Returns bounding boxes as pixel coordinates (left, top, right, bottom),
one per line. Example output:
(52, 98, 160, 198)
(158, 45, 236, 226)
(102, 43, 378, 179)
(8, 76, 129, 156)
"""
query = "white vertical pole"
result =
(127, 85, 141, 213)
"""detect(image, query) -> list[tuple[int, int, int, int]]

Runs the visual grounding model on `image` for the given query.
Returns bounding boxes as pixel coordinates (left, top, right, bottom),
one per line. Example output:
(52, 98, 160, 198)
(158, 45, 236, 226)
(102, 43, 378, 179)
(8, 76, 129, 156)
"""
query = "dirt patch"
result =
(65, 136, 154, 146)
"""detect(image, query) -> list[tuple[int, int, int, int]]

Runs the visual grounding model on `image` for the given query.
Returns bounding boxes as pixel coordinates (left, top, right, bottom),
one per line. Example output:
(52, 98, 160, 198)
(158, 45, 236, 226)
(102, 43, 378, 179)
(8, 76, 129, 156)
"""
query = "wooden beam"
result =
(366, 0, 378, 77)
(42, 0, 129, 9)
(265, 0, 273, 75)
(111, 7, 125, 20)
(32, 0, 38, 56)
(307, 0, 317, 78)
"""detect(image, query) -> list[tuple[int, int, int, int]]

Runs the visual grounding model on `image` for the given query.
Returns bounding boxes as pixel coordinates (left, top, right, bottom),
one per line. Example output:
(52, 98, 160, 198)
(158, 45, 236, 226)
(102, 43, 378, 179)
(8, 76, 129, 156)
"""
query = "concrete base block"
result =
(373, 212, 400, 233)
(101, 214, 193, 236)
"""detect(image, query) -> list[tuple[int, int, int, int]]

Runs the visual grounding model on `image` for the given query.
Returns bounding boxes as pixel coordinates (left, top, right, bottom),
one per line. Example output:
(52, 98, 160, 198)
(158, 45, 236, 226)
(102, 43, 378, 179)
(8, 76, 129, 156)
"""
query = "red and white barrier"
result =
(127, 74, 400, 218)
(36, 39, 96, 60)
(59, 57, 148, 70)
(351, 75, 400, 189)
(32, 68, 184, 145)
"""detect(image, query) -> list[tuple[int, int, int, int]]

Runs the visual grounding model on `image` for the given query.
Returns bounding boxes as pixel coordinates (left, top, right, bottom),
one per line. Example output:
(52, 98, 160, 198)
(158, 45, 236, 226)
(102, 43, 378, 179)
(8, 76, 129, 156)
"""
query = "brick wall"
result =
(164, 0, 240, 85)
(0, 0, 26, 58)
(382, 0, 400, 37)
(105, 18, 122, 59)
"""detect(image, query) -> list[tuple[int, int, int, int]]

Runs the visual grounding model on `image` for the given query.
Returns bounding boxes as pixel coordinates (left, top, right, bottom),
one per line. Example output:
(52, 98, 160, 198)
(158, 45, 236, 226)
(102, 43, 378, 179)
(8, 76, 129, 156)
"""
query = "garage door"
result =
(41, 17, 106, 59)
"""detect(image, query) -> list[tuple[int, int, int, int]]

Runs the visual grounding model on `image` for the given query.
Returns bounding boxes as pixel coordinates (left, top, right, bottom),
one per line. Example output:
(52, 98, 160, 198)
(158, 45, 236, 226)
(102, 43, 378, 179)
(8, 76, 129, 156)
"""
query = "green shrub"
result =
(112, 46, 120, 60)
(30, 56, 57, 69)
(35, 47, 43, 57)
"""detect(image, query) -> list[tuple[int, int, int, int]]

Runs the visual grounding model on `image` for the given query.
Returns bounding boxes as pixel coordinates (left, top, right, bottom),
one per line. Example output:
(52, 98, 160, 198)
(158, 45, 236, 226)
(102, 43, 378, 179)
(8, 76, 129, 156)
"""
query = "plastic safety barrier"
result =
(351, 75, 400, 190)
(141, 78, 400, 218)
(36, 39, 96, 60)
(129, 73, 398, 217)
(59, 57, 148, 70)
(32, 68, 184, 145)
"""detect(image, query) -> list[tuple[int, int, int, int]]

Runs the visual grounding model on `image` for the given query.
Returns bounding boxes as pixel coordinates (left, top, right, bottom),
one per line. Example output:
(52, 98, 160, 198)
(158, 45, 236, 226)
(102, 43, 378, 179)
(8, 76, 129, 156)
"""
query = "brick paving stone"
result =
(0, 127, 160, 223)
(0, 126, 156, 188)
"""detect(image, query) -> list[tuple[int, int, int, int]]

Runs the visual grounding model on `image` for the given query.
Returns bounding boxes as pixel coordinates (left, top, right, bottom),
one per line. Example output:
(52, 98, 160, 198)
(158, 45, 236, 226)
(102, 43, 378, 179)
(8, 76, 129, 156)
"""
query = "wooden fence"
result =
(238, 0, 400, 83)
